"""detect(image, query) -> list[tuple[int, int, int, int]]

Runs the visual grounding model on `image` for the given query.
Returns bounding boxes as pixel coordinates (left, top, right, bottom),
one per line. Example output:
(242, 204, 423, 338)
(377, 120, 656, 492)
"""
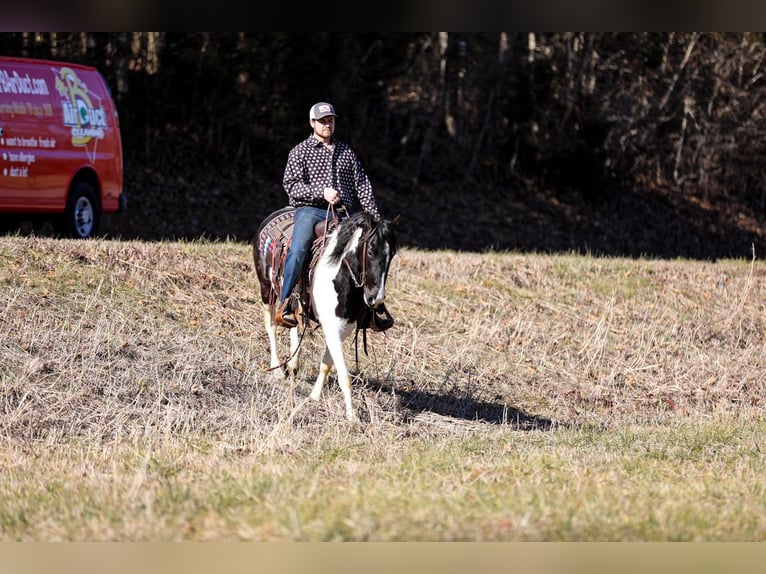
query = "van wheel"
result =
(63, 182, 100, 239)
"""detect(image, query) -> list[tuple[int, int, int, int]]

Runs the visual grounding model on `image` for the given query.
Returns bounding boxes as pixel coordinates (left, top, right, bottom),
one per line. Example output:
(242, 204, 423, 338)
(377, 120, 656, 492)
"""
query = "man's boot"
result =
(275, 299, 298, 328)
(360, 304, 394, 332)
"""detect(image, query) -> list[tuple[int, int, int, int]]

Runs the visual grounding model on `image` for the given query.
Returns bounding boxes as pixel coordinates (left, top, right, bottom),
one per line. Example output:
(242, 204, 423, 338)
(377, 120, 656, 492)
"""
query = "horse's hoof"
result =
(266, 366, 287, 380)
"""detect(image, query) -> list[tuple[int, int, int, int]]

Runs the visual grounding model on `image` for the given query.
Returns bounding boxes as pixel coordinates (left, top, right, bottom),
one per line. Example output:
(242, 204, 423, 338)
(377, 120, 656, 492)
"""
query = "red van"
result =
(0, 56, 125, 238)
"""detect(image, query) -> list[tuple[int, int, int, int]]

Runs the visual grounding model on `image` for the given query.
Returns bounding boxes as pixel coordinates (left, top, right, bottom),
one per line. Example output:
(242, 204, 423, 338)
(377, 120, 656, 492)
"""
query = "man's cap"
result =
(310, 102, 337, 121)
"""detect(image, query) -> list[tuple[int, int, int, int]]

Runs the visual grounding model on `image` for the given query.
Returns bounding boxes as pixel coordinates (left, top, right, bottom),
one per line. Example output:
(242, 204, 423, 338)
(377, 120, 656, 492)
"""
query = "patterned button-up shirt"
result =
(282, 134, 382, 220)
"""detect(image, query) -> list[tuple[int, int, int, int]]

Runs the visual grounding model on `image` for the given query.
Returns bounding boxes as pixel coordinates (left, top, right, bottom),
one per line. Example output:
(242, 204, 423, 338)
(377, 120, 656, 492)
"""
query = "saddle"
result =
(256, 207, 338, 326)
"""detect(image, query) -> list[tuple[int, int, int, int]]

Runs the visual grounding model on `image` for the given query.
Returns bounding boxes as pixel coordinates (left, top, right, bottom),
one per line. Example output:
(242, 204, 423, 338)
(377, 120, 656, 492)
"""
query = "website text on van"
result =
(0, 56, 126, 238)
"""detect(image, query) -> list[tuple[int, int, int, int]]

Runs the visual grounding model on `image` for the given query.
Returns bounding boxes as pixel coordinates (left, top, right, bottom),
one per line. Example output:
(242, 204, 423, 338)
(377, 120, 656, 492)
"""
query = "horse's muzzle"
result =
(365, 291, 385, 308)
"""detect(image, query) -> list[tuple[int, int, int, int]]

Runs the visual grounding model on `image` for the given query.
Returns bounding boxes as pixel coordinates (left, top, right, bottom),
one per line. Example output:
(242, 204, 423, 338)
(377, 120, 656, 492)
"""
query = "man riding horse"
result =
(276, 101, 394, 332)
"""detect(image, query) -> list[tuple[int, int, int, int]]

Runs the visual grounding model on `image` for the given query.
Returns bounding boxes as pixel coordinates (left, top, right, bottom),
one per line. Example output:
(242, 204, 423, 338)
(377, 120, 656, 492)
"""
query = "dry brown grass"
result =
(1, 235, 765, 541)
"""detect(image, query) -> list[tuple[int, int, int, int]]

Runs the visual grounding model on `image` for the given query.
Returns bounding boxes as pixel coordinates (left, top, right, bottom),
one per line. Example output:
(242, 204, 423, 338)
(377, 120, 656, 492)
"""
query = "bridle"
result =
(342, 225, 373, 291)
(318, 203, 372, 292)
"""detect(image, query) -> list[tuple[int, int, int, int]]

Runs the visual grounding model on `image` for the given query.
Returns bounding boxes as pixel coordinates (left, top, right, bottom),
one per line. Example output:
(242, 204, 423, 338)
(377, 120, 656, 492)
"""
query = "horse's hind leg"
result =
(263, 303, 301, 380)
(310, 347, 334, 403)
(287, 326, 300, 379)
(263, 304, 283, 375)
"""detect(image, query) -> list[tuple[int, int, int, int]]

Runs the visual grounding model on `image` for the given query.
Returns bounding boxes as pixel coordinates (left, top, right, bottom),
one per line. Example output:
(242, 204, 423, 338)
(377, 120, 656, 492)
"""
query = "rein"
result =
(268, 205, 383, 373)
(349, 224, 381, 364)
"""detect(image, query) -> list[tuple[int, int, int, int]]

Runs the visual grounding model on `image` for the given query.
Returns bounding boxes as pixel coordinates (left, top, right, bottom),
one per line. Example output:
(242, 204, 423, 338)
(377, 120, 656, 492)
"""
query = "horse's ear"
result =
(391, 214, 401, 226)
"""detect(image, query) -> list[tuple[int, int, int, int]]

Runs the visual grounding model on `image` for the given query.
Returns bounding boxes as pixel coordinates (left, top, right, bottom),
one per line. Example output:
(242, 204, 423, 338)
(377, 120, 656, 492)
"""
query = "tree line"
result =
(3, 32, 765, 214)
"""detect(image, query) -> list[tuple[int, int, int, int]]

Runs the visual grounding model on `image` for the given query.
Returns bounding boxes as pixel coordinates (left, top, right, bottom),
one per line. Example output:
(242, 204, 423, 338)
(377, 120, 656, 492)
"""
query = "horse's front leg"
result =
(311, 322, 356, 421)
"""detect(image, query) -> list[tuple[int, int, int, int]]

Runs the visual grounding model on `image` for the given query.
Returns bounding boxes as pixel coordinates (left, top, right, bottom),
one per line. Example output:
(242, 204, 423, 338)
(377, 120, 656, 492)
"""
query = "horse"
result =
(252, 207, 398, 421)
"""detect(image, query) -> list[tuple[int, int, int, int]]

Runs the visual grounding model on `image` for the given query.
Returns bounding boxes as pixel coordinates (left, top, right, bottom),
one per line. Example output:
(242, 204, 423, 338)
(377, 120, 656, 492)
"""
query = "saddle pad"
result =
(257, 206, 295, 262)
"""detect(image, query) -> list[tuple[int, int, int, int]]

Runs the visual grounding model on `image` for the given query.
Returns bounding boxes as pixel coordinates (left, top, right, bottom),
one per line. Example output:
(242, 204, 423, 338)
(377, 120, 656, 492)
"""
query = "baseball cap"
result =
(310, 102, 337, 121)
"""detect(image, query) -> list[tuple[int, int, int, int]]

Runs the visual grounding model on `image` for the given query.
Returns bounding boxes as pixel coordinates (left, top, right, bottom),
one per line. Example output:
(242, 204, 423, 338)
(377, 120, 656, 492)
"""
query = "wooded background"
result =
(3, 32, 765, 259)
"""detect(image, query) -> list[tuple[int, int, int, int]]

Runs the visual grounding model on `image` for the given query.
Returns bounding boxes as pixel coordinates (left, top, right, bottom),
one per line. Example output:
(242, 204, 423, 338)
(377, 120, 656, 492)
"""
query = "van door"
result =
(0, 60, 61, 210)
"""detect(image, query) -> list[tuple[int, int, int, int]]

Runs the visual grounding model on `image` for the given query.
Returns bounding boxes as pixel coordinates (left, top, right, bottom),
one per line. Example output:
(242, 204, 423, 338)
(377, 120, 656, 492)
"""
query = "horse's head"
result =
(357, 214, 398, 309)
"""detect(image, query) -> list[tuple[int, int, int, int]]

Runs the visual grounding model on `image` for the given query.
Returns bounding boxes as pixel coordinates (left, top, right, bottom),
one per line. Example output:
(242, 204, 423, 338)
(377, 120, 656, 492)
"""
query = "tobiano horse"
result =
(252, 207, 398, 421)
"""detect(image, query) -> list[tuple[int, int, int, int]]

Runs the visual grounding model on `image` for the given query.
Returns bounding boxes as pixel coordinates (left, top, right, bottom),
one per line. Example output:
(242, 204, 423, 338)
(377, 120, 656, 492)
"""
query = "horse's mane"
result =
(322, 211, 397, 269)
(325, 212, 372, 263)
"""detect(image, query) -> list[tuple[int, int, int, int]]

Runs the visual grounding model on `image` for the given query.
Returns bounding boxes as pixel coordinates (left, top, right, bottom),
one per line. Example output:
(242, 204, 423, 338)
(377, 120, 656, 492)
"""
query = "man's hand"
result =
(323, 186, 340, 204)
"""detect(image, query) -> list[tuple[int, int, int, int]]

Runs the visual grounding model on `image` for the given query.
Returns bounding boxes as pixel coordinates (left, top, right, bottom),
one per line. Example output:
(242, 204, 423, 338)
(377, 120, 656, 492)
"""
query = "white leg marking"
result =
(310, 318, 356, 419)
(263, 304, 283, 376)
(331, 322, 357, 421)
(287, 325, 300, 377)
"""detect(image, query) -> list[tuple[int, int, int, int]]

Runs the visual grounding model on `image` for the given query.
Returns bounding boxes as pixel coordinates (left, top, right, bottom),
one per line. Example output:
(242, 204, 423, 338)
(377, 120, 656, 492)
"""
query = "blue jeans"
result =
(280, 206, 333, 305)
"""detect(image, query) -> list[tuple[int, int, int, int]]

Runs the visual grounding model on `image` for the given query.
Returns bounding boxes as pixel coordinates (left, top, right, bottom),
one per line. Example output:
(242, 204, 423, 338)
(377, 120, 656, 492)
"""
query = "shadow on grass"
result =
(365, 379, 557, 431)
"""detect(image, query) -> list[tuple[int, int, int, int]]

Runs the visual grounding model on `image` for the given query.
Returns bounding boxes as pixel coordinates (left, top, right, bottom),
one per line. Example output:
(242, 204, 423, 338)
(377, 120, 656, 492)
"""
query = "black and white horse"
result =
(253, 208, 398, 421)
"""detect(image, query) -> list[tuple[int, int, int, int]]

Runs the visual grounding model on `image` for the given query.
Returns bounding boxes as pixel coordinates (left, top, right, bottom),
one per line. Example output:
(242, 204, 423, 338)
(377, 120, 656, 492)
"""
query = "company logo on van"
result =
(55, 67, 108, 162)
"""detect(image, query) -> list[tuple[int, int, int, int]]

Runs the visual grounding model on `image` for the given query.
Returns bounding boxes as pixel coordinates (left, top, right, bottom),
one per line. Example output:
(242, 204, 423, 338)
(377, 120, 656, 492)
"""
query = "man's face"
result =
(312, 116, 335, 138)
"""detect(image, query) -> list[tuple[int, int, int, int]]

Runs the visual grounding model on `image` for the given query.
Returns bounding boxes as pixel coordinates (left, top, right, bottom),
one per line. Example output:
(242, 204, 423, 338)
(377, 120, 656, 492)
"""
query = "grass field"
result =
(1, 234, 765, 541)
